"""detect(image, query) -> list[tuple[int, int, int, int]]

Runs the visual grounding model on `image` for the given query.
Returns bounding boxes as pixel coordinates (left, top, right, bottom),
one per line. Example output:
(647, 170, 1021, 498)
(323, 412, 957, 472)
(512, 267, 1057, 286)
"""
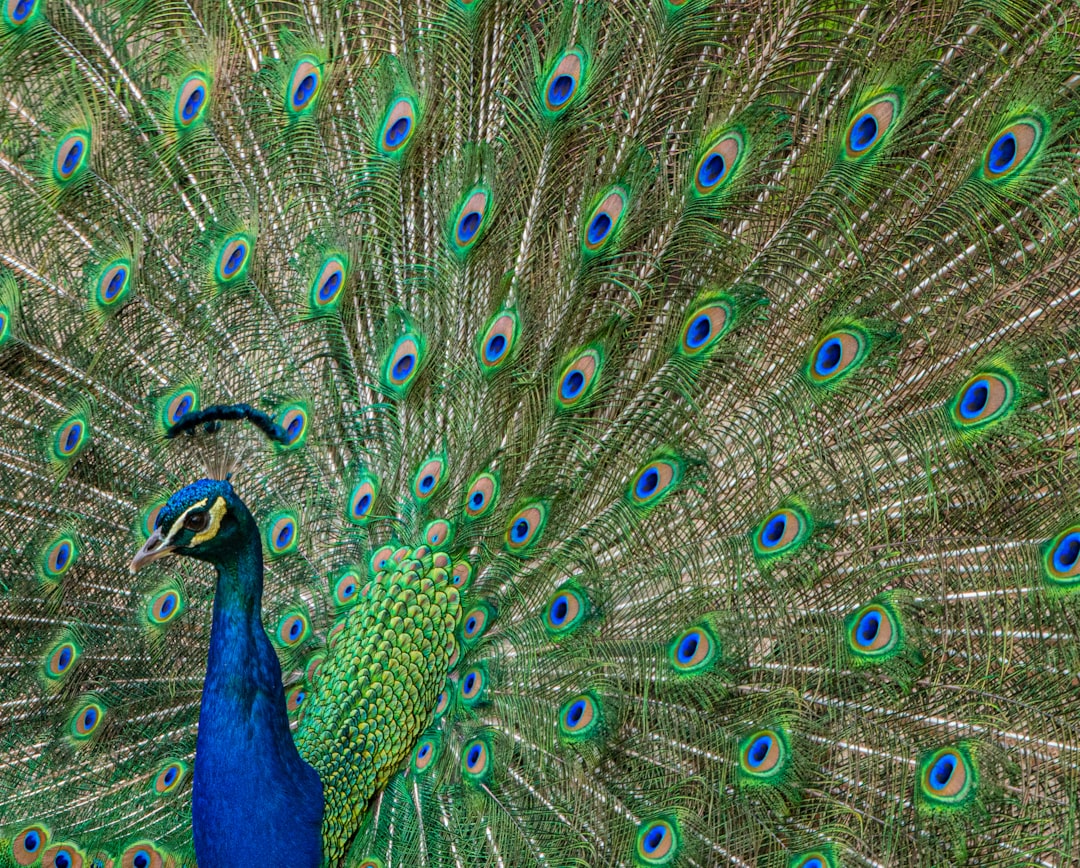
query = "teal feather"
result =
(2, 1, 1080, 866)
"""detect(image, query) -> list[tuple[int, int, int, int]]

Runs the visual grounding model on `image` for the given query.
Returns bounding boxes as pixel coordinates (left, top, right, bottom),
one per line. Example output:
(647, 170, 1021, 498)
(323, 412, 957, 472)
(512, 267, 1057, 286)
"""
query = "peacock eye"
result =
(184, 512, 209, 532)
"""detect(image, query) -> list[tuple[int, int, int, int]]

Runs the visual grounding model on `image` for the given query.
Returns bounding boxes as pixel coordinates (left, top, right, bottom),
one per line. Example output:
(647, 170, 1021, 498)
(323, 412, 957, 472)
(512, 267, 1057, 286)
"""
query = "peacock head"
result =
(130, 478, 253, 573)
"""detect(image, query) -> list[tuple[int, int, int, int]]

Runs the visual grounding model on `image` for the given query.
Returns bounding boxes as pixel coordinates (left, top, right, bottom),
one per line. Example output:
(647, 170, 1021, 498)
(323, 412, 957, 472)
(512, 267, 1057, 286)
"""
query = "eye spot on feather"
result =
(738, 728, 788, 782)
(543, 586, 586, 635)
(412, 737, 438, 772)
(71, 701, 103, 740)
(843, 93, 900, 159)
(288, 59, 321, 114)
(451, 561, 473, 591)
(347, 478, 377, 525)
(277, 405, 308, 448)
(753, 506, 811, 561)
(583, 187, 627, 253)
(176, 73, 210, 128)
(286, 685, 306, 714)
(95, 260, 131, 307)
(558, 692, 601, 741)
(629, 456, 682, 508)
(668, 624, 716, 674)
(693, 132, 742, 197)
(807, 328, 868, 385)
(543, 48, 586, 113)
(461, 736, 490, 780)
(425, 519, 454, 548)
(45, 640, 79, 679)
(120, 843, 164, 868)
(435, 687, 451, 717)
(54, 416, 89, 460)
(163, 388, 199, 428)
(0, 307, 9, 346)
(413, 457, 446, 500)
(505, 502, 548, 552)
(310, 256, 346, 310)
(477, 311, 519, 371)
(556, 348, 603, 409)
(461, 604, 491, 645)
(451, 187, 491, 253)
(459, 667, 485, 704)
(679, 296, 733, 356)
(152, 761, 187, 795)
(147, 588, 183, 625)
(790, 851, 835, 868)
(54, 132, 89, 183)
(215, 234, 252, 284)
(43, 536, 78, 579)
(356, 861, 384, 868)
(982, 118, 1042, 181)
(276, 613, 309, 647)
(949, 371, 1016, 431)
(42, 843, 83, 868)
(464, 472, 498, 518)
(371, 544, 395, 574)
(635, 817, 679, 864)
(333, 570, 361, 607)
(5, 0, 39, 26)
(918, 745, 975, 808)
(266, 514, 299, 555)
(846, 602, 900, 659)
(12, 826, 49, 866)
(379, 97, 417, 154)
(1044, 525, 1080, 588)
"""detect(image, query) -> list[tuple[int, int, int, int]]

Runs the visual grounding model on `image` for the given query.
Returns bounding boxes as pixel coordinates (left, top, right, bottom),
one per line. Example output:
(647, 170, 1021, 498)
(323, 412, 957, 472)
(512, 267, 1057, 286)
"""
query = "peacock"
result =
(1, 0, 1080, 864)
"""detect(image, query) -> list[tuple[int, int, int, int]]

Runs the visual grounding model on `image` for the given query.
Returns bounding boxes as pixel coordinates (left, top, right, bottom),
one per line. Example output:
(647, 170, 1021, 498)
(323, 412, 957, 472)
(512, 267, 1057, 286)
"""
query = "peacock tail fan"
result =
(1, 0, 1079, 866)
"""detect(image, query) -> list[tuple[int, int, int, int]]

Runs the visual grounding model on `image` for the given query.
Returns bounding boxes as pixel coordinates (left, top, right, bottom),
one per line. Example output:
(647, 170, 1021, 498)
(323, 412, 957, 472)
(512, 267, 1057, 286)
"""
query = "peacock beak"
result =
(130, 528, 177, 574)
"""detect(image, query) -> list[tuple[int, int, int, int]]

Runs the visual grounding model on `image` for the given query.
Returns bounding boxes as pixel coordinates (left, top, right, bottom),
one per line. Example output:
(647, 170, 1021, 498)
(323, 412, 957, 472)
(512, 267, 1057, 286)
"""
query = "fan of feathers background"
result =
(0, 0, 1079, 864)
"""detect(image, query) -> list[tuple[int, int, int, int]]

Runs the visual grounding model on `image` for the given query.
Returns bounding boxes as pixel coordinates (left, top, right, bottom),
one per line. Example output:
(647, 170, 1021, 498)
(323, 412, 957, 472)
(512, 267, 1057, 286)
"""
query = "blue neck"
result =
(191, 516, 324, 867)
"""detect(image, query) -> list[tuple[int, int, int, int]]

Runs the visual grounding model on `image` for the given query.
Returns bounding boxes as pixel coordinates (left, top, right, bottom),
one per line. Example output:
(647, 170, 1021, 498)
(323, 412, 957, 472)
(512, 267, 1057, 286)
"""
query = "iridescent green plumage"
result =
(1, 0, 1079, 866)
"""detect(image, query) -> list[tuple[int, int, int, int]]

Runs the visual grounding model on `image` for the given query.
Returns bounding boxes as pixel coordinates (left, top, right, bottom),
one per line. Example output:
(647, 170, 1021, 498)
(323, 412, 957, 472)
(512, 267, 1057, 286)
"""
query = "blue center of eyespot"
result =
(63, 424, 82, 453)
(561, 369, 585, 400)
(294, 73, 317, 108)
(677, 632, 699, 664)
(643, 825, 666, 853)
(587, 212, 611, 245)
(173, 395, 192, 421)
(183, 86, 205, 121)
(319, 269, 341, 301)
(54, 542, 70, 570)
(420, 473, 435, 494)
(103, 267, 126, 300)
(418, 743, 430, 758)
(11, 0, 36, 23)
(747, 735, 772, 767)
(686, 314, 712, 348)
(929, 753, 956, 789)
(856, 610, 880, 645)
(62, 140, 84, 174)
(485, 333, 507, 362)
(342, 582, 355, 598)
(959, 380, 989, 418)
(466, 616, 477, 634)
(163, 766, 178, 786)
(802, 860, 824, 868)
(988, 132, 1017, 173)
(386, 116, 411, 147)
(457, 211, 482, 243)
(470, 491, 485, 509)
(392, 353, 416, 381)
(566, 699, 585, 726)
(57, 645, 72, 669)
(159, 593, 176, 617)
(463, 672, 476, 693)
(354, 493, 371, 516)
(55, 852, 71, 868)
(1053, 533, 1080, 572)
(133, 850, 151, 868)
(762, 515, 786, 546)
(277, 523, 294, 548)
(511, 518, 530, 543)
(849, 113, 878, 151)
(698, 152, 725, 188)
(289, 619, 302, 640)
(550, 595, 569, 624)
(295, 691, 305, 705)
(548, 73, 575, 107)
(286, 415, 304, 441)
(815, 337, 842, 375)
(635, 467, 660, 499)
(83, 707, 97, 728)
(467, 745, 482, 767)
(223, 244, 246, 277)
(23, 831, 40, 851)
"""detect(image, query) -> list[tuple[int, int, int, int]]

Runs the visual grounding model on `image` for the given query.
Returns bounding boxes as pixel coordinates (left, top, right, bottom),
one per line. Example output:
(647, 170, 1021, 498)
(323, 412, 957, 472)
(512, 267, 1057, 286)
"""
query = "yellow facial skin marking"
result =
(165, 497, 208, 541)
(190, 497, 227, 546)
